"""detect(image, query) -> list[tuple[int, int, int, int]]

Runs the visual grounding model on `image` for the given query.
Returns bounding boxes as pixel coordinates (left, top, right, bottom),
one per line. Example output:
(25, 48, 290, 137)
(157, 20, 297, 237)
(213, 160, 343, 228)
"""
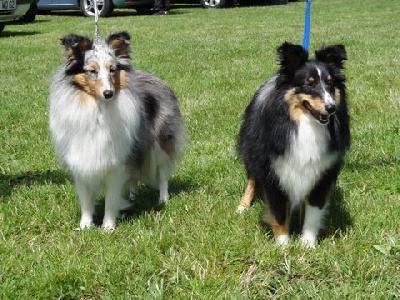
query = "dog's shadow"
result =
(321, 186, 353, 238)
(0, 170, 196, 227)
(92, 178, 198, 226)
(0, 170, 67, 200)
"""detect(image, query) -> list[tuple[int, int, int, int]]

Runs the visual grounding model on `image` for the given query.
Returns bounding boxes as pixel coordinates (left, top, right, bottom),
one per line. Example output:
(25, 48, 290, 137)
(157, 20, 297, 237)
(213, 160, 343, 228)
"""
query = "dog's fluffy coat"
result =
(49, 32, 186, 230)
(237, 42, 350, 247)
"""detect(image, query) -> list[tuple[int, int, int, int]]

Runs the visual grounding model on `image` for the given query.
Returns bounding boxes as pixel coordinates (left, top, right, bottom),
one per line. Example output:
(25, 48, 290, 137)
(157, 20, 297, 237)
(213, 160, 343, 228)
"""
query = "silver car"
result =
(37, 0, 154, 17)
(0, 0, 37, 34)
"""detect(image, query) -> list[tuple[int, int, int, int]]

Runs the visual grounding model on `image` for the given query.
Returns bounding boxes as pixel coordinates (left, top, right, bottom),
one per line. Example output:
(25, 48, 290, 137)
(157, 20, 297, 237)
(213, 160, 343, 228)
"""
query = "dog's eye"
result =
(305, 77, 315, 87)
(88, 69, 98, 76)
(305, 81, 315, 88)
(109, 67, 116, 75)
(325, 80, 334, 91)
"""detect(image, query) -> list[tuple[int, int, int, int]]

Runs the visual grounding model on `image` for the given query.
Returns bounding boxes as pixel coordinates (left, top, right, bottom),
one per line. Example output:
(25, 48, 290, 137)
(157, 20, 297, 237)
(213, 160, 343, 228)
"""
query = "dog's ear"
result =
(277, 42, 309, 75)
(60, 34, 93, 66)
(106, 31, 131, 59)
(315, 44, 347, 69)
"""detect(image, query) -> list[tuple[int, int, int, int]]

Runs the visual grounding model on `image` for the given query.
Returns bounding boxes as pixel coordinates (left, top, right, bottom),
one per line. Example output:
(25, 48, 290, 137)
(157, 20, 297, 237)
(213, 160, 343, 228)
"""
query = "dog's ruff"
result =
(237, 42, 350, 248)
(49, 32, 186, 231)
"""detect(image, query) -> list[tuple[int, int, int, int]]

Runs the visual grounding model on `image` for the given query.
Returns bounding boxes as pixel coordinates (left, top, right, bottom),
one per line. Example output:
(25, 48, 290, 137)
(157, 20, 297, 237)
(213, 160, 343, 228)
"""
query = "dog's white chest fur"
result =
(272, 114, 338, 205)
(50, 89, 138, 180)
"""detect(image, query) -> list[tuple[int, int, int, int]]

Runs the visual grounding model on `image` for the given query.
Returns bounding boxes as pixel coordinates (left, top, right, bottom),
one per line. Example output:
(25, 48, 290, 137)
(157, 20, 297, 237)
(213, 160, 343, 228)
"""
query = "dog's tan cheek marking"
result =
(115, 70, 128, 89)
(73, 73, 86, 87)
(308, 96, 325, 112)
(239, 177, 256, 208)
(73, 73, 92, 98)
(93, 79, 105, 99)
(285, 89, 306, 123)
(73, 73, 99, 101)
(299, 93, 325, 113)
(77, 90, 96, 102)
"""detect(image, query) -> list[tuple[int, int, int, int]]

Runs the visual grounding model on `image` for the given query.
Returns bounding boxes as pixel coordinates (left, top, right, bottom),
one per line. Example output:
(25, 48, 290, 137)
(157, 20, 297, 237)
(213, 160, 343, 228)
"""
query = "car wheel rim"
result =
(83, 0, 104, 16)
(204, 0, 221, 7)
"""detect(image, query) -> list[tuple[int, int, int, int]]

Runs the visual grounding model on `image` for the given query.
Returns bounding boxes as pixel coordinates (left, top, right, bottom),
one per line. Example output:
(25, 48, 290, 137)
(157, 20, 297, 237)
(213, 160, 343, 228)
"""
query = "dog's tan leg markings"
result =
(236, 177, 256, 213)
(266, 203, 290, 246)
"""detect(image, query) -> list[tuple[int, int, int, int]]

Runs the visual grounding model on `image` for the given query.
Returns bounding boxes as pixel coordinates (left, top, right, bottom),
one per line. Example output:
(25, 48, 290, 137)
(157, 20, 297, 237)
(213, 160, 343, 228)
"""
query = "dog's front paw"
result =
(79, 216, 94, 230)
(275, 234, 289, 247)
(159, 190, 169, 204)
(300, 231, 317, 249)
(236, 205, 248, 214)
(102, 219, 116, 232)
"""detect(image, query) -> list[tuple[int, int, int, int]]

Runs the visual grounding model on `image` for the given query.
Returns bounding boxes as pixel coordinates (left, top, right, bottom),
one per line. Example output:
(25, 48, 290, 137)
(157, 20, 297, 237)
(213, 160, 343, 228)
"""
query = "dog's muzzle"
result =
(303, 101, 334, 125)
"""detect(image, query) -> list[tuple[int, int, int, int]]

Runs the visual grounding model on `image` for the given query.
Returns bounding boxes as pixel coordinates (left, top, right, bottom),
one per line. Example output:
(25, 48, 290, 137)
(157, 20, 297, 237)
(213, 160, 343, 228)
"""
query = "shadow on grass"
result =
(258, 185, 353, 242)
(346, 157, 400, 171)
(0, 169, 67, 199)
(0, 30, 41, 37)
(91, 176, 198, 226)
(322, 186, 353, 238)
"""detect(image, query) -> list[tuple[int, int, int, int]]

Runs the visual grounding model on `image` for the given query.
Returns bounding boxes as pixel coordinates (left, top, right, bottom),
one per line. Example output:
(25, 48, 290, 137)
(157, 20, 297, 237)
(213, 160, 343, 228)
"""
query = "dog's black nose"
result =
(325, 104, 336, 114)
(103, 90, 114, 99)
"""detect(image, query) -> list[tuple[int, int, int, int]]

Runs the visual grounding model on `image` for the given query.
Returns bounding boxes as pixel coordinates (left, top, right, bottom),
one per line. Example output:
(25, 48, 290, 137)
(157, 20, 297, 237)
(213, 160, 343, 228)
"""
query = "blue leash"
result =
(302, 0, 312, 52)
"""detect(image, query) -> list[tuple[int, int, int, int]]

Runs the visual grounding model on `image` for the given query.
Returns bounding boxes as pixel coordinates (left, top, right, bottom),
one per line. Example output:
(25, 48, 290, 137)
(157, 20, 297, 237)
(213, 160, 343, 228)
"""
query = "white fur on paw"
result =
(300, 232, 317, 249)
(236, 205, 248, 214)
(276, 234, 289, 247)
(79, 217, 94, 230)
(102, 220, 116, 232)
(159, 195, 169, 204)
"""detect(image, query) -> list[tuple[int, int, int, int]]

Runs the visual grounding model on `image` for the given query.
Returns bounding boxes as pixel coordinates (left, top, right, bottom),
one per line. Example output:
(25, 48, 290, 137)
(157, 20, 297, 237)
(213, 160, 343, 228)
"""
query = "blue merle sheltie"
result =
(49, 32, 186, 231)
(237, 42, 350, 248)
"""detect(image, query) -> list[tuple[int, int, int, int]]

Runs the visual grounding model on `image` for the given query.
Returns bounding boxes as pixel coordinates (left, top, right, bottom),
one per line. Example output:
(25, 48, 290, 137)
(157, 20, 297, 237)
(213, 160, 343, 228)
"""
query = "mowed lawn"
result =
(0, 0, 399, 298)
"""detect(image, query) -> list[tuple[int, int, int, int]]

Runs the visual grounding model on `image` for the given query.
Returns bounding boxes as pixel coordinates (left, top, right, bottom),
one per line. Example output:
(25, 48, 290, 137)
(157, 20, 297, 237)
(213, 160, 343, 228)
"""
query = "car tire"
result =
(200, 0, 233, 8)
(20, 3, 37, 22)
(80, 0, 114, 17)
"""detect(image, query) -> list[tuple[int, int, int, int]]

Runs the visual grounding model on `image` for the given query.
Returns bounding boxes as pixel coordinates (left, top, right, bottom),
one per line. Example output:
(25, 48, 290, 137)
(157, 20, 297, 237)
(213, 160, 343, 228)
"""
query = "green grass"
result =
(1, 0, 399, 298)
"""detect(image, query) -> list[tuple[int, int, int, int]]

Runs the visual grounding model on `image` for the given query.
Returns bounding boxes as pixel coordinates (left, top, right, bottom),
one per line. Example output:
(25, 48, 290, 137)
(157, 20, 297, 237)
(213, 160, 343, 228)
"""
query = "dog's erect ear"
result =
(277, 42, 309, 75)
(60, 34, 93, 66)
(106, 31, 131, 59)
(315, 44, 347, 69)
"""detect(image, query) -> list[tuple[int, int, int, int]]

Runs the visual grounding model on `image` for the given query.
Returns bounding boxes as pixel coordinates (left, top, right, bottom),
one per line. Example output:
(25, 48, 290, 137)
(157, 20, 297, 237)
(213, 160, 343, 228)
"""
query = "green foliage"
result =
(1, 0, 399, 298)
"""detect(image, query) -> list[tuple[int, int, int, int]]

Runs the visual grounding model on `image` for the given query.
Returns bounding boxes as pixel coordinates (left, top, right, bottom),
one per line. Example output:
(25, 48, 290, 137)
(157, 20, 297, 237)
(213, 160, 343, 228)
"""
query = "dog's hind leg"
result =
(236, 177, 256, 213)
(128, 180, 138, 203)
(158, 166, 170, 203)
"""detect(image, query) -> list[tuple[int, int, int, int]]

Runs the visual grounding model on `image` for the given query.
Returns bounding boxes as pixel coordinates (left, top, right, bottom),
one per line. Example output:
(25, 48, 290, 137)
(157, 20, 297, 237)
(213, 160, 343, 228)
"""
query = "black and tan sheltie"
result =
(49, 32, 186, 231)
(237, 42, 350, 247)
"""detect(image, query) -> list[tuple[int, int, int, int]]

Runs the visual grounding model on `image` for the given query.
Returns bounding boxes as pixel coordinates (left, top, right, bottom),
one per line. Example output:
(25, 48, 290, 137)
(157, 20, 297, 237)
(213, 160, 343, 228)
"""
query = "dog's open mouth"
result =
(303, 101, 330, 125)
